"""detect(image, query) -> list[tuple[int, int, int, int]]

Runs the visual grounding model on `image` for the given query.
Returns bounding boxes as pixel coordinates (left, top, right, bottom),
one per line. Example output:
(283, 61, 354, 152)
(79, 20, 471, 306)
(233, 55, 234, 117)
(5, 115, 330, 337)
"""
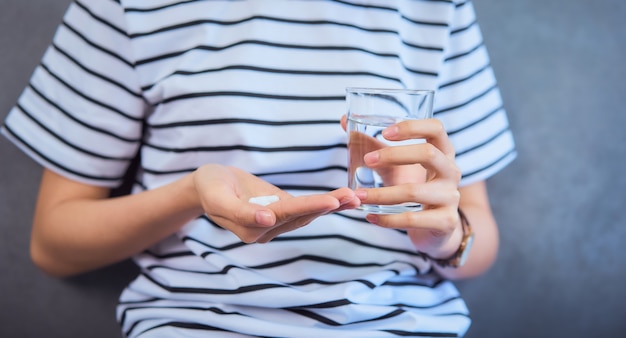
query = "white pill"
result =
(248, 195, 279, 206)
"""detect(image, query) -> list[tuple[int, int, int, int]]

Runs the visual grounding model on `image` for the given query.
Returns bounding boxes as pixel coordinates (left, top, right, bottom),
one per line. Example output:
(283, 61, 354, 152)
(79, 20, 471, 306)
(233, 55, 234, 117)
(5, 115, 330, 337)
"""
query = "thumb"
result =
(248, 195, 280, 226)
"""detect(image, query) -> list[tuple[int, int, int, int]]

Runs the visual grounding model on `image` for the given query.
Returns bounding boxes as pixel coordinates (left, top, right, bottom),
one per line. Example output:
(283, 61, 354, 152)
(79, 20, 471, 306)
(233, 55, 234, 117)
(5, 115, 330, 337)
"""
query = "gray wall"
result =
(1, 1, 625, 337)
(459, 1, 626, 337)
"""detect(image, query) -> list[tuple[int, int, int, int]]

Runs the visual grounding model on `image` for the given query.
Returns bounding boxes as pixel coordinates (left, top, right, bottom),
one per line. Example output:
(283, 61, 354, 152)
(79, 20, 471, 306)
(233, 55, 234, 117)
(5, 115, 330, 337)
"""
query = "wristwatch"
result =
(428, 208, 475, 268)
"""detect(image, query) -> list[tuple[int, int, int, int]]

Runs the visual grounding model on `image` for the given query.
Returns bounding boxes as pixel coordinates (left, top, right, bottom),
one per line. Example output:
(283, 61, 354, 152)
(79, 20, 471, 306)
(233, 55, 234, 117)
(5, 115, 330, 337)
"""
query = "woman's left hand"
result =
(342, 116, 463, 259)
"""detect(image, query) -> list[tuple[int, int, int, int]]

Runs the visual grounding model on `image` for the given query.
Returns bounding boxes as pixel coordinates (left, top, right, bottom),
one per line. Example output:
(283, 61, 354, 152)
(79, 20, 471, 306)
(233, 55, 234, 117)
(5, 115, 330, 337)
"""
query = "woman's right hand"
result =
(192, 164, 360, 243)
(28, 165, 358, 277)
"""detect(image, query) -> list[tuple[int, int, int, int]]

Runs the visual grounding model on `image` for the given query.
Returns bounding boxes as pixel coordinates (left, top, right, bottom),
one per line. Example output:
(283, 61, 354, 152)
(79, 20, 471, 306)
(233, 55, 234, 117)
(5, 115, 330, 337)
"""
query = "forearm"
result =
(31, 170, 204, 277)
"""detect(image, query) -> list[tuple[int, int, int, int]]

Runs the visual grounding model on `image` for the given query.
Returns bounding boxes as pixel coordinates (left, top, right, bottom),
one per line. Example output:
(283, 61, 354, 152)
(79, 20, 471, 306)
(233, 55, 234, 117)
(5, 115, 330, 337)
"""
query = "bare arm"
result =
(30, 166, 359, 277)
(31, 169, 203, 277)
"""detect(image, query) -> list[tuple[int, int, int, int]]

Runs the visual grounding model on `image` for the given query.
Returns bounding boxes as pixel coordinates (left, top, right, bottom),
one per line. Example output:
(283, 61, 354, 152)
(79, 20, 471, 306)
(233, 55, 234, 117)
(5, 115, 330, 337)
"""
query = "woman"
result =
(2, 0, 516, 336)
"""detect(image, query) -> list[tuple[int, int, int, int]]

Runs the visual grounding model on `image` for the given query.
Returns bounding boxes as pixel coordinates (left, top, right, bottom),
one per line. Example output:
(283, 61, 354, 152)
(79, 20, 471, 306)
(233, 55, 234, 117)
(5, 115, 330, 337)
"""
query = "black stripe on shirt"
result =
(438, 63, 490, 90)
(451, 19, 477, 35)
(51, 43, 143, 99)
(74, 0, 127, 36)
(455, 126, 509, 157)
(27, 84, 141, 143)
(135, 41, 439, 77)
(142, 65, 402, 92)
(184, 233, 425, 261)
(434, 84, 497, 115)
(132, 321, 241, 338)
(143, 249, 196, 260)
(159, 90, 344, 105)
(287, 299, 352, 309)
(143, 141, 346, 154)
(2, 125, 125, 182)
(142, 164, 346, 178)
(288, 307, 405, 326)
(460, 148, 517, 181)
(117, 297, 160, 306)
(391, 295, 464, 310)
(256, 165, 348, 177)
(445, 41, 484, 62)
(333, 0, 452, 27)
(148, 117, 338, 129)
(129, 14, 445, 53)
(446, 106, 503, 136)
(144, 263, 382, 290)
(136, 40, 390, 65)
(122, 304, 248, 329)
(251, 254, 412, 271)
(14, 104, 134, 161)
(145, 263, 241, 276)
(383, 329, 459, 337)
(128, 16, 394, 38)
(124, 0, 453, 29)
(123, 0, 197, 13)
(61, 20, 134, 67)
(39, 62, 142, 122)
(139, 270, 286, 295)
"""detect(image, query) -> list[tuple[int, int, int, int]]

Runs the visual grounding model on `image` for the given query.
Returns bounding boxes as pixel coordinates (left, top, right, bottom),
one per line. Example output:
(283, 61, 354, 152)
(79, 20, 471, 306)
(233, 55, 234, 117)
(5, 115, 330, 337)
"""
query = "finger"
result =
(256, 212, 323, 243)
(357, 181, 460, 207)
(269, 194, 341, 222)
(256, 192, 347, 243)
(324, 187, 361, 212)
(333, 197, 362, 212)
(207, 186, 279, 230)
(365, 207, 459, 233)
(365, 142, 461, 181)
(383, 118, 456, 160)
(256, 191, 358, 243)
(210, 212, 274, 244)
(340, 114, 348, 131)
(327, 187, 358, 205)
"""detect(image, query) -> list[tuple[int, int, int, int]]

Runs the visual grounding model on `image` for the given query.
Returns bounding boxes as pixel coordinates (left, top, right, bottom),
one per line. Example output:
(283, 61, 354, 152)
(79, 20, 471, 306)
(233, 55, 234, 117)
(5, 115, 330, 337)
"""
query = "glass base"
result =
(357, 203, 422, 214)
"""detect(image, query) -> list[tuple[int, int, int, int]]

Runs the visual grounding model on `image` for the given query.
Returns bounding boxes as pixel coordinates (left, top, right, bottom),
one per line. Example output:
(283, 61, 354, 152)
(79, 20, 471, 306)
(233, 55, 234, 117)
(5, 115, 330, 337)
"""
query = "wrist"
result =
(177, 172, 206, 217)
(426, 218, 464, 260)
(422, 208, 475, 268)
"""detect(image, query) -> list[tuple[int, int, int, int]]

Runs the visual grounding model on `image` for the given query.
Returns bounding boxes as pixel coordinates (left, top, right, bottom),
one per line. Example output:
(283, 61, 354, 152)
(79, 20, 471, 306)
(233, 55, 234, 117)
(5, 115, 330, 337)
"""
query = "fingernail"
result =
(339, 195, 354, 205)
(364, 152, 379, 164)
(366, 214, 380, 224)
(355, 189, 367, 200)
(382, 126, 398, 138)
(255, 210, 274, 226)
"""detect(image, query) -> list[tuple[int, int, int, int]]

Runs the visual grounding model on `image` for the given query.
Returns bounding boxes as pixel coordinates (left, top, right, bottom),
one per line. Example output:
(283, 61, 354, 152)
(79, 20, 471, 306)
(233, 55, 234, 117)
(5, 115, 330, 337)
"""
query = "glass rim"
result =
(346, 87, 434, 96)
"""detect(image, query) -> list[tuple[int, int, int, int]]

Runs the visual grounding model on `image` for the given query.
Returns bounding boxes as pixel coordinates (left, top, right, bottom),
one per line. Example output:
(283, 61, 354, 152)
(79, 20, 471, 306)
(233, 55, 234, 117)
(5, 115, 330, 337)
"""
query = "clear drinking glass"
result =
(346, 87, 434, 214)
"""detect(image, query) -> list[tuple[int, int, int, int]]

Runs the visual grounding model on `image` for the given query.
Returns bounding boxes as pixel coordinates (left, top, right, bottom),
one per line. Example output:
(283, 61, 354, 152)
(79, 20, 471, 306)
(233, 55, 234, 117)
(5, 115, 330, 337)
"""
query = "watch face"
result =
(457, 233, 475, 267)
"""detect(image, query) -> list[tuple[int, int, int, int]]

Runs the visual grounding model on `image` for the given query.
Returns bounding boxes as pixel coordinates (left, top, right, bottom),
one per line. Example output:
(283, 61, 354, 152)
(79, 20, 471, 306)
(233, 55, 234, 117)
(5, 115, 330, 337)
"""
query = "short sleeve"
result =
(1, 0, 145, 187)
(435, 1, 517, 186)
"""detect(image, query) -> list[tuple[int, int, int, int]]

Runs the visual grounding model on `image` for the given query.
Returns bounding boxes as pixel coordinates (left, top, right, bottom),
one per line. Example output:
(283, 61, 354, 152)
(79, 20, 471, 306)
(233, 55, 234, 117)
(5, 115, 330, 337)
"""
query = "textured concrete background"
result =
(459, 1, 626, 337)
(1, 1, 625, 337)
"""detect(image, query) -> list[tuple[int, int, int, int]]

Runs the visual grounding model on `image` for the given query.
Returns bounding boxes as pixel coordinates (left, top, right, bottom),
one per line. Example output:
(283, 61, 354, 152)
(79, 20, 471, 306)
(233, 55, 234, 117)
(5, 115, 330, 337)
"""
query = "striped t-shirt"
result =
(2, 0, 516, 337)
